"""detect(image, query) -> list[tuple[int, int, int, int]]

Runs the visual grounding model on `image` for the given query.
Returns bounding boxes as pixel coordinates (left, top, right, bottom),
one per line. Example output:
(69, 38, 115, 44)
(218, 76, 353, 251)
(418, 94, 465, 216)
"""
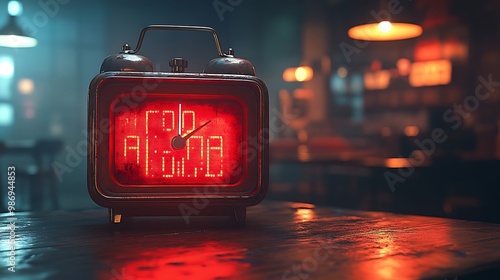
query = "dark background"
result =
(1, 0, 500, 222)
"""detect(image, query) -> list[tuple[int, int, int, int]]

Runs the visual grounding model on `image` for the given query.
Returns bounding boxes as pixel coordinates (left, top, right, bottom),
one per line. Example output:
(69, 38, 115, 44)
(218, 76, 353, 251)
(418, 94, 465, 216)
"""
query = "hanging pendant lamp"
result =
(0, 1, 37, 48)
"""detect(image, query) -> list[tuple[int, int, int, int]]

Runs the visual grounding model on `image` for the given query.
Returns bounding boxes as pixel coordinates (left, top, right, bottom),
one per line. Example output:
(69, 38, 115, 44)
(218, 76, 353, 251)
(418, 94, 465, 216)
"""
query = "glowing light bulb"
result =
(283, 66, 313, 82)
(18, 79, 34, 94)
(295, 67, 313, 82)
(295, 67, 307, 82)
(378, 21, 392, 33)
(8, 1, 22, 16)
(404, 125, 419, 137)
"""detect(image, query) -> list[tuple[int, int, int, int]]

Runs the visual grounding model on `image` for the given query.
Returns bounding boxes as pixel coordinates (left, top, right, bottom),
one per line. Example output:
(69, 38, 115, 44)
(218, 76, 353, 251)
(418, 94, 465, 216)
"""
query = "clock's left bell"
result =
(100, 44, 154, 73)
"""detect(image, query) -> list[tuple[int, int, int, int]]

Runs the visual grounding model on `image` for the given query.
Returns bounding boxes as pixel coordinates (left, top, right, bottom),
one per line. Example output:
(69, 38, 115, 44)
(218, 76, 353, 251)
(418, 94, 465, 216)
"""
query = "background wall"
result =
(0, 0, 302, 209)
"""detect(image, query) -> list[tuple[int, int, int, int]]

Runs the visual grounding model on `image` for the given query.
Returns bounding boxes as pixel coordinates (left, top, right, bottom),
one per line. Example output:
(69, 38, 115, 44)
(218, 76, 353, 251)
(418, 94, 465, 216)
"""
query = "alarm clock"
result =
(87, 25, 269, 225)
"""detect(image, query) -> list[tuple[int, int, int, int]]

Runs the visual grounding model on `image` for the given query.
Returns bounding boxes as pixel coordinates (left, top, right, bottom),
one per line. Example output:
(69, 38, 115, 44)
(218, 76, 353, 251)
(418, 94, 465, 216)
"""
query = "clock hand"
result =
(171, 120, 211, 150)
(182, 120, 211, 140)
(177, 100, 182, 136)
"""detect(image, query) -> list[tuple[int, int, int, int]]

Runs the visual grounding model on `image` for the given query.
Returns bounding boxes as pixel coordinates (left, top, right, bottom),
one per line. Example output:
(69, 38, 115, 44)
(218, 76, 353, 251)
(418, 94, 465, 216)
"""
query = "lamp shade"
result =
(348, 21, 422, 41)
(0, 15, 37, 48)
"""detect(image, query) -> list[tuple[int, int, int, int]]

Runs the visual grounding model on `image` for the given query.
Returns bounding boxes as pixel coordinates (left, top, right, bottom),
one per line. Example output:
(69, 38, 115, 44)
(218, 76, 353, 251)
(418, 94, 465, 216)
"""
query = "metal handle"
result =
(127, 25, 227, 57)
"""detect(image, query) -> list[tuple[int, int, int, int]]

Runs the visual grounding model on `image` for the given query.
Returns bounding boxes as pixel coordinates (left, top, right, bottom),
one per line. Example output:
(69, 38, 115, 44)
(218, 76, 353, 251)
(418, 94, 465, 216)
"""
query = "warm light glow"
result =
(295, 208, 315, 222)
(337, 67, 348, 78)
(282, 68, 295, 82)
(385, 158, 412, 168)
(297, 129, 308, 143)
(295, 67, 307, 82)
(443, 38, 468, 61)
(371, 60, 382, 71)
(8, 1, 22, 16)
(404, 126, 419, 137)
(289, 202, 316, 209)
(348, 22, 422, 41)
(113, 95, 244, 185)
(293, 88, 312, 99)
(414, 39, 442, 61)
(295, 66, 313, 82)
(283, 66, 313, 82)
(297, 144, 310, 162)
(396, 58, 411, 76)
(18, 78, 34, 94)
(381, 127, 392, 137)
(378, 21, 392, 33)
(0, 35, 37, 48)
(409, 59, 452, 87)
(364, 70, 391, 90)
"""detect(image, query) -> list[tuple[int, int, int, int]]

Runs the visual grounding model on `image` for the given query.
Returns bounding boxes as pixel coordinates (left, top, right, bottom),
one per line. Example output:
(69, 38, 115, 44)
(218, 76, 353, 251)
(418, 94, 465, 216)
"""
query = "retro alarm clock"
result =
(88, 25, 269, 224)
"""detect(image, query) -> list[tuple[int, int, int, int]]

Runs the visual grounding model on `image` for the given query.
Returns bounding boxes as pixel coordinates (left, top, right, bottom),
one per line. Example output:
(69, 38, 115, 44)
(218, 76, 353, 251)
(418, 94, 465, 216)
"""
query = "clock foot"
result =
(109, 208, 122, 224)
(232, 207, 246, 227)
(107, 207, 246, 225)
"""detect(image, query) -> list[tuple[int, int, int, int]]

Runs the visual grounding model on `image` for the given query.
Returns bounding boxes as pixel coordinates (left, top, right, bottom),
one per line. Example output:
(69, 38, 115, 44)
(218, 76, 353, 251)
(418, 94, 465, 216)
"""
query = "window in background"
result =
(351, 74, 364, 122)
(0, 55, 14, 126)
(330, 69, 364, 121)
(0, 103, 14, 126)
(330, 73, 347, 105)
(0, 56, 14, 79)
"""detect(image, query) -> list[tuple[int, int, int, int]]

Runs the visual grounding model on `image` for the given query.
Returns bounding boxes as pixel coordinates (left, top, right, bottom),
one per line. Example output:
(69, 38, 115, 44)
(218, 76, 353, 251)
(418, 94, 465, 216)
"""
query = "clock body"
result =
(88, 72, 268, 223)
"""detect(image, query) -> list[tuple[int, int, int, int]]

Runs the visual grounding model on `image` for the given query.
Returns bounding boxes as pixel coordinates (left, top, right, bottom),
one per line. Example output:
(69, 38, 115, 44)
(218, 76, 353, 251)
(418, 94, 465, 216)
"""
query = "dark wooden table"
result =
(2, 201, 500, 279)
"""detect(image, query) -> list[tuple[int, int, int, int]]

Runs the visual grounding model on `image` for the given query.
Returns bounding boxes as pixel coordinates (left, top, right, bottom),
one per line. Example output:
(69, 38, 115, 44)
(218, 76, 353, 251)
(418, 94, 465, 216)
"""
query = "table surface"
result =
(2, 201, 500, 280)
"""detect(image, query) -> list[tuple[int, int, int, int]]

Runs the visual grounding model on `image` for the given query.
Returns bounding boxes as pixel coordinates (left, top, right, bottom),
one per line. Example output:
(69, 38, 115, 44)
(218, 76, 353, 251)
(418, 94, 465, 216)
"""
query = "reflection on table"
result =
(2, 201, 500, 279)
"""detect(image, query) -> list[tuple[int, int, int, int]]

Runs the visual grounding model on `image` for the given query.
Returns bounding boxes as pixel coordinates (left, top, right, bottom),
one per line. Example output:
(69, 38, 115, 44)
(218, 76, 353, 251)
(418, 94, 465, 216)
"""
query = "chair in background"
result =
(0, 139, 63, 211)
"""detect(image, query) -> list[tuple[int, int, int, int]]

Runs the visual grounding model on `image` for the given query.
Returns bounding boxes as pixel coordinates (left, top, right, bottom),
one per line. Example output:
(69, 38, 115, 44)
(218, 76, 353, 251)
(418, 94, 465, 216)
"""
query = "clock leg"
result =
(232, 207, 246, 226)
(108, 208, 122, 224)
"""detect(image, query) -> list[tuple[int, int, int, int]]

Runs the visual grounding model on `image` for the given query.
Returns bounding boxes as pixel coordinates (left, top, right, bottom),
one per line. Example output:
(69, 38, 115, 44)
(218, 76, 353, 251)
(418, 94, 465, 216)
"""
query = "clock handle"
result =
(125, 25, 229, 58)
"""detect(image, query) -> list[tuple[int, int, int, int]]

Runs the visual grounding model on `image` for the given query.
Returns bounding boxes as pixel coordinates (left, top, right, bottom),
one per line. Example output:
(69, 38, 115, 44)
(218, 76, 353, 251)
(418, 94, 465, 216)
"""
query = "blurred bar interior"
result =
(0, 0, 499, 222)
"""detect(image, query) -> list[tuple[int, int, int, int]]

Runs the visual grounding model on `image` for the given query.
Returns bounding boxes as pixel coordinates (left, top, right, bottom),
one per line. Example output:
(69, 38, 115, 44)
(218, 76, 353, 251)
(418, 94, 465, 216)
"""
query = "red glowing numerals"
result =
(112, 95, 244, 185)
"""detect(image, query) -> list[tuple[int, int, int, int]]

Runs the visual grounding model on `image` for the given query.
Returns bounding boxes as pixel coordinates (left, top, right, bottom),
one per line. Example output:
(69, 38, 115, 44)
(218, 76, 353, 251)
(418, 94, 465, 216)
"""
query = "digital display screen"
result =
(112, 94, 245, 185)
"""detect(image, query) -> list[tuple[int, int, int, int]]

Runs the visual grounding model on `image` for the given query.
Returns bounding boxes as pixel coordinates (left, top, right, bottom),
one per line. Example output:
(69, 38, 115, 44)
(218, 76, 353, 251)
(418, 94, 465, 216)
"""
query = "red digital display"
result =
(112, 94, 245, 185)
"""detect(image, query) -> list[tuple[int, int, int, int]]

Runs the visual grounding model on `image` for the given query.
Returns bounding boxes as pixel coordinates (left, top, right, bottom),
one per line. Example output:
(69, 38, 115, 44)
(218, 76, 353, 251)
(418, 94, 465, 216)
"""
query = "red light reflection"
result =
(98, 242, 250, 280)
(353, 219, 455, 279)
(295, 208, 316, 223)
